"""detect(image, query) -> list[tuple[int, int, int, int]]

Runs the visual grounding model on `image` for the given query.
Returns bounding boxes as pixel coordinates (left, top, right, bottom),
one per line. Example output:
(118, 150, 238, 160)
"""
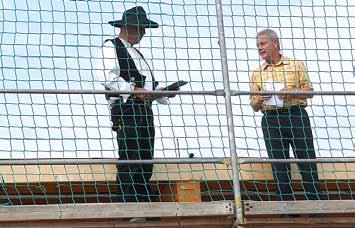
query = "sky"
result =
(0, 0, 354, 159)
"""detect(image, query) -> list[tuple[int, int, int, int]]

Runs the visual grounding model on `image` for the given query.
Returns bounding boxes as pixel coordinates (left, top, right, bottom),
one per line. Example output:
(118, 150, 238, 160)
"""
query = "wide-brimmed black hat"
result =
(108, 6, 159, 28)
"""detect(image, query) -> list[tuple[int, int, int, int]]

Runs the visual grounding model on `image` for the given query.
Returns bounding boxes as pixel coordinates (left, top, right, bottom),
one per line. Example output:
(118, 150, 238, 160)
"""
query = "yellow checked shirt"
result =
(249, 56, 312, 112)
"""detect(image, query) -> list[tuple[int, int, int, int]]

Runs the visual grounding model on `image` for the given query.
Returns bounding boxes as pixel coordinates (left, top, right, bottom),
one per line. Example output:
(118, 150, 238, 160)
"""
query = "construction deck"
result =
(1, 160, 355, 227)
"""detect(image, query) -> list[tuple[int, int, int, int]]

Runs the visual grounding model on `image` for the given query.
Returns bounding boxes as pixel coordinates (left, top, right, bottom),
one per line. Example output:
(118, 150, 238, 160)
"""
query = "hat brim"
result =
(108, 19, 159, 28)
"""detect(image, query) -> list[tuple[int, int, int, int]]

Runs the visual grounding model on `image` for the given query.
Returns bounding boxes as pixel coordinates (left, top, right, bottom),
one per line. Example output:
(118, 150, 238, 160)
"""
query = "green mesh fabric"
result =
(0, 0, 354, 211)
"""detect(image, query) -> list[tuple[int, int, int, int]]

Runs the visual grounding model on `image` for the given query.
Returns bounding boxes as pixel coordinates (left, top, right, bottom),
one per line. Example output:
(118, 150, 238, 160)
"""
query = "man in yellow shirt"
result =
(250, 29, 322, 212)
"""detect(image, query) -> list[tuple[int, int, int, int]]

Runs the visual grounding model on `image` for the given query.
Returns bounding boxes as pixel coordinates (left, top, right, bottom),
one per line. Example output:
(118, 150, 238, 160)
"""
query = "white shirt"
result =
(96, 37, 168, 104)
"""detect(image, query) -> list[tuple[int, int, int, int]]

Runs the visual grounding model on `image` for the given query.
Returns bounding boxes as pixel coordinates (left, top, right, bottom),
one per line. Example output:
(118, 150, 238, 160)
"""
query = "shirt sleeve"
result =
(297, 61, 313, 89)
(154, 85, 169, 105)
(249, 70, 262, 112)
(96, 41, 134, 102)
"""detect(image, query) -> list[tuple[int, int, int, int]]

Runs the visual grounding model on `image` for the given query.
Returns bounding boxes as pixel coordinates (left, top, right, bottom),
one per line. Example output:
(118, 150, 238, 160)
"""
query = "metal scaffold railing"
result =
(1, 0, 355, 227)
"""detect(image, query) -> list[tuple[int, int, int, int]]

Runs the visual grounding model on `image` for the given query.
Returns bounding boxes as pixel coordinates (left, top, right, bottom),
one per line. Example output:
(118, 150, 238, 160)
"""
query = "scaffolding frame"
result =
(1, 0, 355, 227)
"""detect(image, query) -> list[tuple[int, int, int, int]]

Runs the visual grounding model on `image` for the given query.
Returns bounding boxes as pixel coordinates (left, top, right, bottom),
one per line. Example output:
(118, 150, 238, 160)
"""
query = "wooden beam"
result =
(244, 200, 355, 215)
(160, 180, 202, 202)
(1, 162, 355, 183)
(0, 216, 234, 228)
(0, 201, 234, 222)
(245, 217, 355, 228)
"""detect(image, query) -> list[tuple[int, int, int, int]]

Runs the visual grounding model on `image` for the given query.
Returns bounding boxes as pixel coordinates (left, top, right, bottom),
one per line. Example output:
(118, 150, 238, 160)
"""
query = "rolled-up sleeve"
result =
(297, 61, 312, 89)
(249, 70, 262, 112)
(153, 85, 169, 104)
(96, 42, 134, 102)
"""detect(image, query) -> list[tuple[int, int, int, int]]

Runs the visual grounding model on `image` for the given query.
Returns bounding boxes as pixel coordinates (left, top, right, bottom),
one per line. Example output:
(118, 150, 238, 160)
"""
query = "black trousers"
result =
(261, 106, 321, 200)
(115, 101, 155, 202)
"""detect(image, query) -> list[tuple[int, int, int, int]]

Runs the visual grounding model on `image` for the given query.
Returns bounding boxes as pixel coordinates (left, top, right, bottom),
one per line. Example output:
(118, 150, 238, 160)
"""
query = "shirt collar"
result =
(262, 55, 290, 70)
(119, 37, 132, 48)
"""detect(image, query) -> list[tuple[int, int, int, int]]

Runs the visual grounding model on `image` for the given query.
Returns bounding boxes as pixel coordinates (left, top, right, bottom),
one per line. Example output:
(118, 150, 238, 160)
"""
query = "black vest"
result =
(106, 38, 157, 131)
(105, 37, 158, 89)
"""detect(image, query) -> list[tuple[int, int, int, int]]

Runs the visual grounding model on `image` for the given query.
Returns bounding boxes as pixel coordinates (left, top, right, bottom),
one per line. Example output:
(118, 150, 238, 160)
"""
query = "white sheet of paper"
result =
(263, 81, 284, 107)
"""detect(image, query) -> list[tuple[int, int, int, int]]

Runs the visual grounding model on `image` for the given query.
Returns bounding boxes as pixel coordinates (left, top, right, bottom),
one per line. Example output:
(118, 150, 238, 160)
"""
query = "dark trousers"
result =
(261, 106, 321, 200)
(115, 101, 155, 202)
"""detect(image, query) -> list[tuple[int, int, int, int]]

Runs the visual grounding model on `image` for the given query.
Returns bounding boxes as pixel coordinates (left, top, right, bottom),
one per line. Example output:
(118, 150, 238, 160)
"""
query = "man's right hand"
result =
(134, 87, 153, 101)
(250, 94, 272, 112)
(254, 94, 272, 104)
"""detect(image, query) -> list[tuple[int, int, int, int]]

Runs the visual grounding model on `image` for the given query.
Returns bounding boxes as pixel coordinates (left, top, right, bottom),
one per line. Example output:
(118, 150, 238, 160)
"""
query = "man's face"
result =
(257, 34, 278, 62)
(125, 26, 146, 44)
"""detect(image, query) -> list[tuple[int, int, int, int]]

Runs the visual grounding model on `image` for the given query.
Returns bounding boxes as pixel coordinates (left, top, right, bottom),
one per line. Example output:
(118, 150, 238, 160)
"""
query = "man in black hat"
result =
(96, 6, 174, 204)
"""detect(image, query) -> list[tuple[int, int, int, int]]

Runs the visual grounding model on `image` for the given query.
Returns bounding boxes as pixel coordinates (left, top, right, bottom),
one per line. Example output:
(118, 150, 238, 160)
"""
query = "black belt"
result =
(262, 105, 306, 114)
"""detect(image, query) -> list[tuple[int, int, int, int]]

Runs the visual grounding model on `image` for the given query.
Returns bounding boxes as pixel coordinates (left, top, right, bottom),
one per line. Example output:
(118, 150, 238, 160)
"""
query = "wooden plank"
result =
(245, 217, 355, 228)
(0, 201, 234, 222)
(0, 216, 233, 228)
(1, 161, 355, 183)
(244, 200, 355, 215)
(176, 201, 233, 216)
(160, 180, 201, 202)
(1, 179, 355, 206)
(0, 163, 234, 183)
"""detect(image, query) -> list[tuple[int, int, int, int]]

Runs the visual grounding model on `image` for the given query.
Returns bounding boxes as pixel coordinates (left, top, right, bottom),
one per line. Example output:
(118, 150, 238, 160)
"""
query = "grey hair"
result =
(257, 29, 280, 50)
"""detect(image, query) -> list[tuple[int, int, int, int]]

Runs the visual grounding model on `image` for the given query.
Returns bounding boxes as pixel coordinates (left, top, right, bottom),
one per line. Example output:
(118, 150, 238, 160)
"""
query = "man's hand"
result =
(250, 94, 271, 112)
(278, 88, 306, 101)
(254, 94, 272, 104)
(153, 88, 178, 99)
(278, 88, 293, 101)
(278, 87, 313, 100)
(164, 87, 178, 98)
(134, 87, 153, 101)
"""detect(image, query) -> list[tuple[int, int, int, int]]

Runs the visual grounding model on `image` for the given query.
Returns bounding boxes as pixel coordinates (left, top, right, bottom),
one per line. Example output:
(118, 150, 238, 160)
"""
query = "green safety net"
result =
(0, 0, 231, 205)
(0, 0, 354, 209)
(226, 1, 355, 202)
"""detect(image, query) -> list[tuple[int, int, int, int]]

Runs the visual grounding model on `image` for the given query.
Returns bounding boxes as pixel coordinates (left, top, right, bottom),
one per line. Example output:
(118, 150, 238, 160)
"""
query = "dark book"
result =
(160, 80, 189, 91)
(154, 80, 188, 100)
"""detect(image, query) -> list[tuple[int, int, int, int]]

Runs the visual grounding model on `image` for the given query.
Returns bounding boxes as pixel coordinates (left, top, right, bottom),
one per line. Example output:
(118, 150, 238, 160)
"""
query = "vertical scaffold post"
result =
(214, 0, 244, 226)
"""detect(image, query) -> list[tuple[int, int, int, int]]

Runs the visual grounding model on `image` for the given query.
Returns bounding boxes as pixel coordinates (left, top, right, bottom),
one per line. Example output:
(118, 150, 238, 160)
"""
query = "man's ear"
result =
(272, 40, 278, 49)
(272, 40, 279, 49)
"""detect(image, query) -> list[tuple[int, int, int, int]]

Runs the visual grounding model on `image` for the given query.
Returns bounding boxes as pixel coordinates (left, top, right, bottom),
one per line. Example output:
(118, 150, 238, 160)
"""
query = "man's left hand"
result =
(161, 88, 178, 98)
(278, 88, 300, 101)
